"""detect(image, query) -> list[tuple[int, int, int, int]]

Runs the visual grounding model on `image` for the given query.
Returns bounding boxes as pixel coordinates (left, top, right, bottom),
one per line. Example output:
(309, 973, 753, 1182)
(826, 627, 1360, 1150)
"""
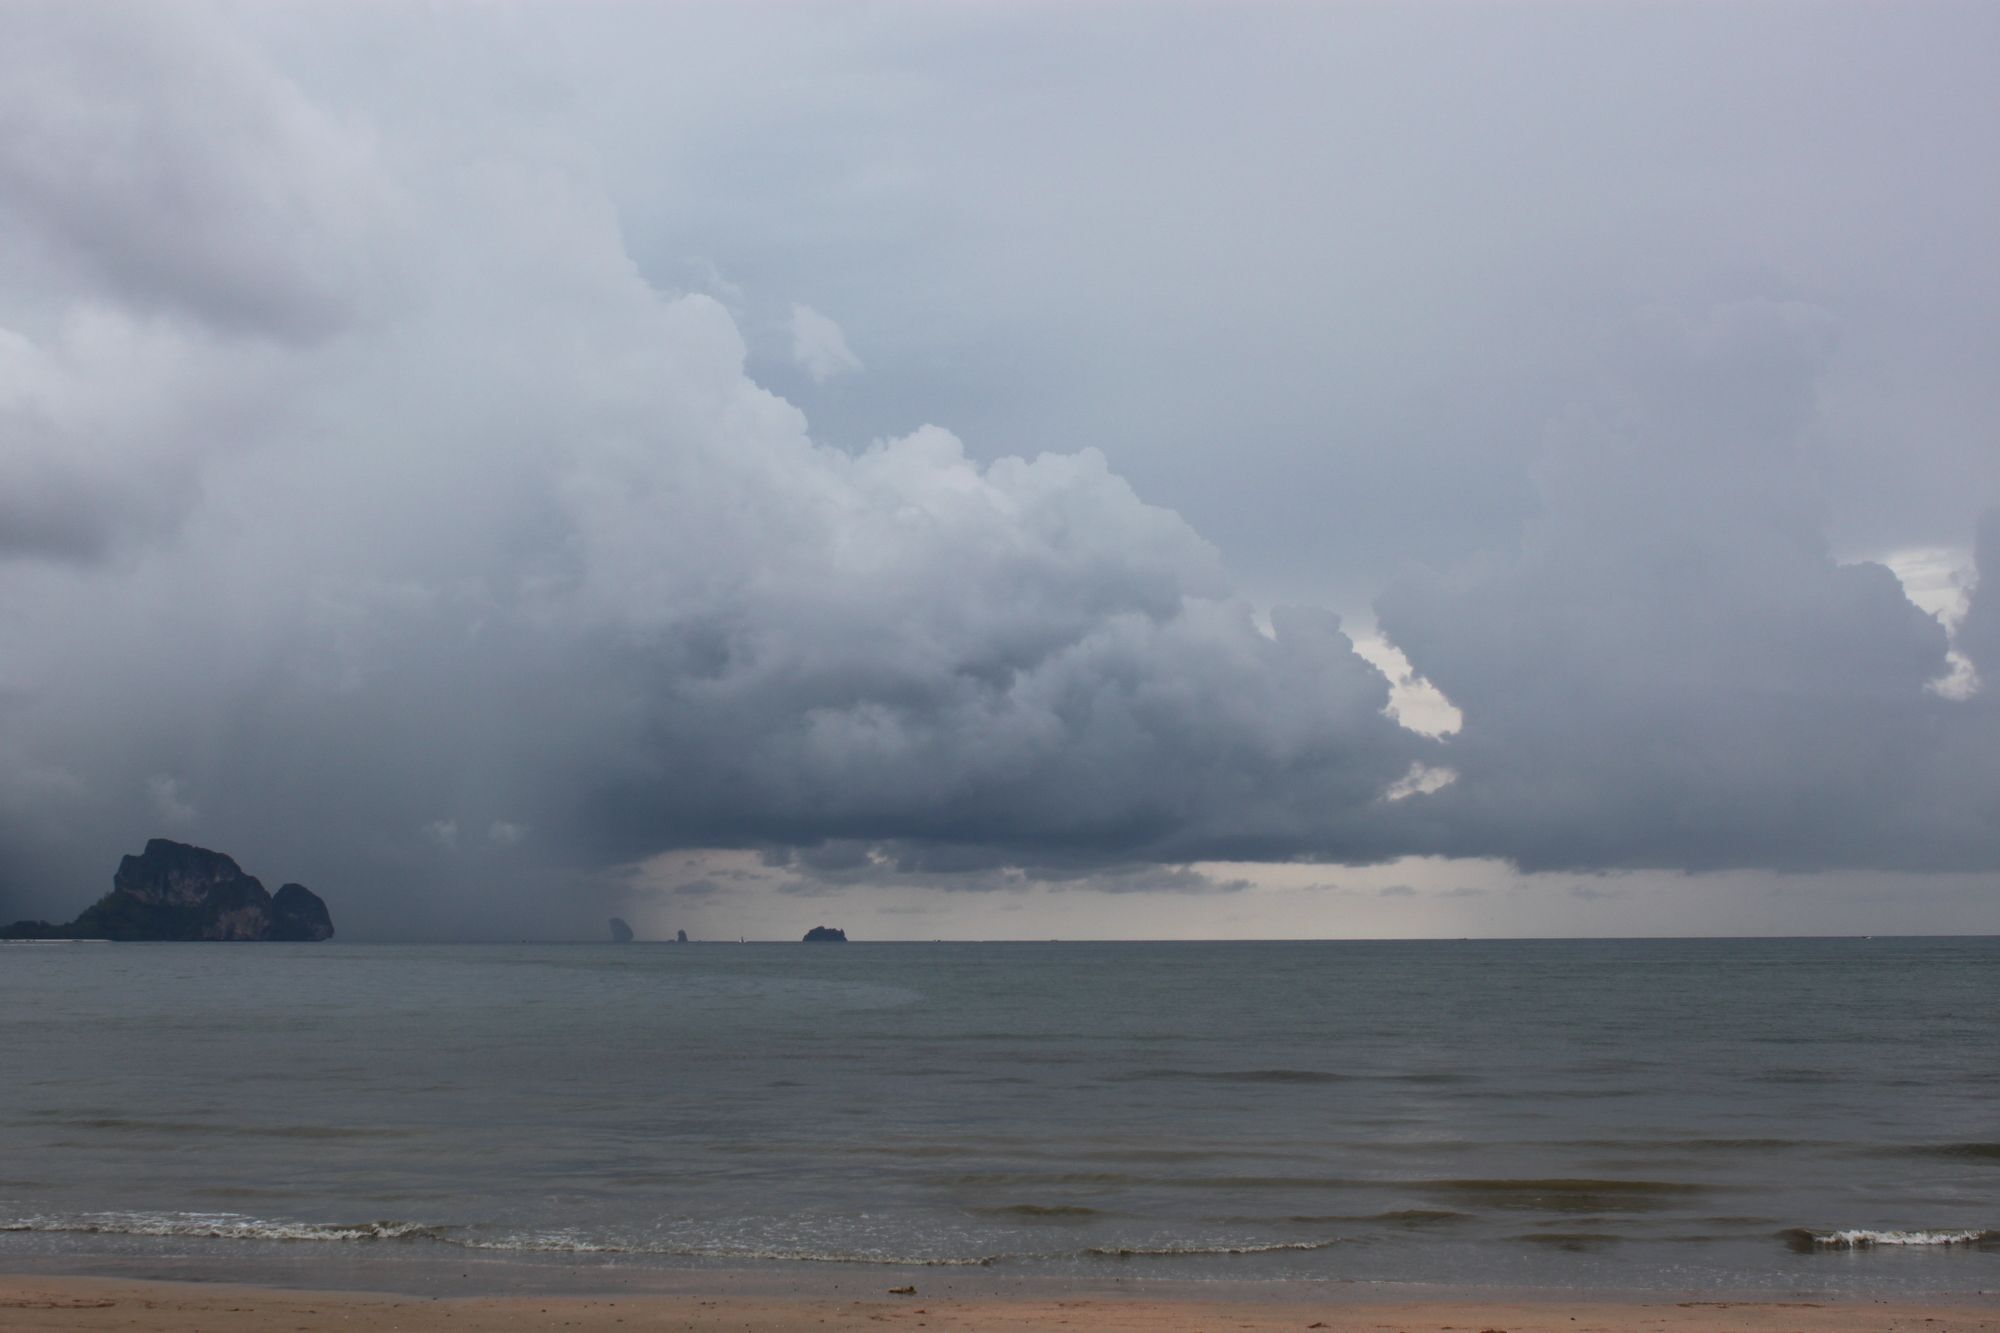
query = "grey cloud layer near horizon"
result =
(1, 3, 1997, 938)
(1377, 299, 1999, 874)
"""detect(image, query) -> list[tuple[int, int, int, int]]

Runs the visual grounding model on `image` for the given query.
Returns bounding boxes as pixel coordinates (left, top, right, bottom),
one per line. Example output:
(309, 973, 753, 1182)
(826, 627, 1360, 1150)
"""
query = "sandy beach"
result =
(2, 1277, 1996, 1333)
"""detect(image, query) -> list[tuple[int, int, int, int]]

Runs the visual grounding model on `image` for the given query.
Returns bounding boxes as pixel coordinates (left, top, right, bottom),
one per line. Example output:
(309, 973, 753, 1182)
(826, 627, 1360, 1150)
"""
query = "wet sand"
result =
(3, 1277, 1996, 1332)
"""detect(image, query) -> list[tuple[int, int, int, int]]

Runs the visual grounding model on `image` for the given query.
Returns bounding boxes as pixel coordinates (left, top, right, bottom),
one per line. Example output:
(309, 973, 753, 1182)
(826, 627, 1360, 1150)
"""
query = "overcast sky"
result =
(2, 2, 1996, 940)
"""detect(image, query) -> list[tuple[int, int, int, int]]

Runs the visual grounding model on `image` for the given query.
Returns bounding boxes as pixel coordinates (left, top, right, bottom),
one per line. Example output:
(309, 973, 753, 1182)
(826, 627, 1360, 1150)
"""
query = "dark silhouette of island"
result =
(802, 925, 848, 942)
(608, 917, 635, 942)
(676, 929, 689, 943)
(0, 839, 334, 942)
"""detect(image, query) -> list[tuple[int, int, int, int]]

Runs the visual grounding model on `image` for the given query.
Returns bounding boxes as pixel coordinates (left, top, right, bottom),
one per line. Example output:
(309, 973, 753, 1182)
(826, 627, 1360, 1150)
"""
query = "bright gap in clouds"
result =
(1350, 633, 1463, 738)
(1881, 546, 1975, 630)
(1879, 546, 1981, 699)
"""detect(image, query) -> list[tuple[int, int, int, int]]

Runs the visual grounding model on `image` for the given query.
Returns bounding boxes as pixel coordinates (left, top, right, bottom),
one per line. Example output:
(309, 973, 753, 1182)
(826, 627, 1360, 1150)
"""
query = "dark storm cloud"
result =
(0, 5, 1424, 935)
(0, 5, 372, 566)
(1, 4, 1996, 936)
(758, 846, 1252, 898)
(0, 5, 377, 342)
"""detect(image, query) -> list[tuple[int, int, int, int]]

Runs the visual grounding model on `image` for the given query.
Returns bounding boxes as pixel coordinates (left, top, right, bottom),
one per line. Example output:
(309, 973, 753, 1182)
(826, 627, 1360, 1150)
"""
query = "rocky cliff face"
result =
(0, 839, 334, 942)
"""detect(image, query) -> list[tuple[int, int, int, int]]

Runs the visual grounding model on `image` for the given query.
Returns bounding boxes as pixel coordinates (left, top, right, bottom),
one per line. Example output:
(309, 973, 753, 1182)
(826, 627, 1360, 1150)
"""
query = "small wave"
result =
(1076, 1147, 1299, 1164)
(1103, 1067, 1475, 1086)
(1783, 1228, 1998, 1251)
(1106, 1068, 1349, 1085)
(25, 1117, 408, 1141)
(1423, 1177, 1706, 1195)
(967, 1204, 1102, 1220)
(929, 1171, 1140, 1187)
(1882, 1143, 2000, 1163)
(1515, 1231, 1626, 1249)
(1574, 1137, 1809, 1153)
(1370, 1208, 1472, 1225)
(846, 1144, 988, 1160)
(1162, 1175, 1362, 1192)
(1209, 1208, 1469, 1229)
(1083, 1238, 1346, 1259)
(1, 1212, 448, 1243)
(191, 1188, 291, 1202)
(1417, 1178, 1708, 1213)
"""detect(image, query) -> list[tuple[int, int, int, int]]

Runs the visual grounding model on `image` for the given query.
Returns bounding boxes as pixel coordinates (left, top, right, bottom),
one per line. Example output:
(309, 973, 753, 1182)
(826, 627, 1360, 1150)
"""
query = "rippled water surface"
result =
(2, 938, 1996, 1293)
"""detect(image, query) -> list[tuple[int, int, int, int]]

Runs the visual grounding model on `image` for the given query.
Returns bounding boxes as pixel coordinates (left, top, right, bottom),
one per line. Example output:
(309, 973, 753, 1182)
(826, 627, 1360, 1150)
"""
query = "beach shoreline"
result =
(3, 1273, 1998, 1332)
(7, 1237, 1996, 1305)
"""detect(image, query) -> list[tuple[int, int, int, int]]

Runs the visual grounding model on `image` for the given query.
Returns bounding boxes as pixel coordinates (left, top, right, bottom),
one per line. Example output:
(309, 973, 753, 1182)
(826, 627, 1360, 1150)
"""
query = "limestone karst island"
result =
(0, 839, 334, 942)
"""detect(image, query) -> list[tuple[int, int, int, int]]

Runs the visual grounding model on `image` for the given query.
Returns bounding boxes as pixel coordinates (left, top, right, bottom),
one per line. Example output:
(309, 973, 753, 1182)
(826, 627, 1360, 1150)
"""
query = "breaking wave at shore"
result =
(0, 1210, 1363, 1267)
(0, 1213, 450, 1244)
(1784, 1229, 1999, 1251)
(11, 1209, 1998, 1272)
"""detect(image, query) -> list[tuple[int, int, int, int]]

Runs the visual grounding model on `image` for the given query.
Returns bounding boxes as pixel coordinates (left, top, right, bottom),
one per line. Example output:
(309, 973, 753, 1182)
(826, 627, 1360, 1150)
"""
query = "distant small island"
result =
(0, 839, 333, 942)
(802, 925, 848, 943)
(608, 917, 635, 943)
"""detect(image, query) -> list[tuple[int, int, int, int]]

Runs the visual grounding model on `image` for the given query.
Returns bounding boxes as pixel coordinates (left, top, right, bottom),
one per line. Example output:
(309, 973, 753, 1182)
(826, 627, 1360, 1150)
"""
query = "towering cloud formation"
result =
(0, 4, 1421, 934)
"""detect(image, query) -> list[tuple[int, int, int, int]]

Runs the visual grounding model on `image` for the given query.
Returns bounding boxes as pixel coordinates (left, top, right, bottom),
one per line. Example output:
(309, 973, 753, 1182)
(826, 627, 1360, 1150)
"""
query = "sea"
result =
(1, 937, 1996, 1298)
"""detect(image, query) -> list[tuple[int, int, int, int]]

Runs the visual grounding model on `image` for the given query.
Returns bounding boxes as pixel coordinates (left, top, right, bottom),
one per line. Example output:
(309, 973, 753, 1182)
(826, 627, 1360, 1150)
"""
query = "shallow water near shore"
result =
(2, 937, 1996, 1296)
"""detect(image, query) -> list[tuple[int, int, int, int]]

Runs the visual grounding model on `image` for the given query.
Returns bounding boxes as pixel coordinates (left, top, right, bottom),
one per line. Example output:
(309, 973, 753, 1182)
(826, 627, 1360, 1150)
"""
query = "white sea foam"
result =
(464, 1232, 1000, 1265)
(5, 1210, 1348, 1268)
(0, 1213, 1005, 1266)
(1805, 1228, 1992, 1249)
(0, 1212, 447, 1243)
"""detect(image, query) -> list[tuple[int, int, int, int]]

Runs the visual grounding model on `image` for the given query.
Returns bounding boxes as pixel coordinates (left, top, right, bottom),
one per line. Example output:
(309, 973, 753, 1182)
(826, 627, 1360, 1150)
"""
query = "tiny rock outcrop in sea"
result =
(0, 839, 334, 942)
(608, 917, 635, 943)
(802, 925, 848, 942)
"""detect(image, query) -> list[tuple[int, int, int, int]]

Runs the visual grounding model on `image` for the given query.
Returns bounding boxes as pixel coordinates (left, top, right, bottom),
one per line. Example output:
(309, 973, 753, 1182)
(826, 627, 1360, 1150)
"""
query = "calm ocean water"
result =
(2, 938, 1996, 1295)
